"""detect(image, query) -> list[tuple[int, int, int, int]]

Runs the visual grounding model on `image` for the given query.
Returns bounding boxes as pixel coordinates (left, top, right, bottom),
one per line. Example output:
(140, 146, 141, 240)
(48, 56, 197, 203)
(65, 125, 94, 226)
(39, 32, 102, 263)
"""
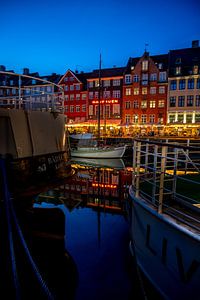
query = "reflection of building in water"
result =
(62, 164, 132, 212)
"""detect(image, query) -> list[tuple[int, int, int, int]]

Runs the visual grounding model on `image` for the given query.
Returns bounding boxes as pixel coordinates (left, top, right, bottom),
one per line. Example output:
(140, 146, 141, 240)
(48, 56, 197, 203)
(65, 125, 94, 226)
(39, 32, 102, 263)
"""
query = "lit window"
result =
(113, 90, 120, 98)
(141, 114, 147, 123)
(125, 114, 131, 123)
(158, 100, 165, 108)
(149, 114, 155, 123)
(134, 88, 139, 95)
(142, 60, 148, 71)
(113, 79, 120, 86)
(141, 101, 147, 108)
(133, 100, 139, 108)
(142, 88, 147, 94)
(125, 101, 131, 109)
(70, 105, 74, 112)
(150, 100, 156, 108)
(133, 114, 139, 123)
(103, 80, 110, 87)
(125, 88, 131, 96)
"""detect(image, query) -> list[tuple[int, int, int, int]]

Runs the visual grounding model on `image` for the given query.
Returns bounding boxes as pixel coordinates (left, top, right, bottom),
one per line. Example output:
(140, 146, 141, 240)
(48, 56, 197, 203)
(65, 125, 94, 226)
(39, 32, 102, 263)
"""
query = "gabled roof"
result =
(168, 46, 200, 76)
(89, 67, 126, 79)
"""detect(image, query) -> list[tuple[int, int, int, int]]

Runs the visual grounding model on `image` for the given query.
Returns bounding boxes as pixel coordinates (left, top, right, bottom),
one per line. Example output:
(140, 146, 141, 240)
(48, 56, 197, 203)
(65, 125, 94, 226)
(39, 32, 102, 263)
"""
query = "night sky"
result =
(1, 0, 200, 75)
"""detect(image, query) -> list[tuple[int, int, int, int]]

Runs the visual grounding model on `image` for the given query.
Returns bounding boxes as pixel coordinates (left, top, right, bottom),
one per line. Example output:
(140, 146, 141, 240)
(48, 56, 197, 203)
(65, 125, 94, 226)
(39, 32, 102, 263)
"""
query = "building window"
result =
(65, 95, 69, 101)
(125, 75, 132, 84)
(188, 79, 194, 89)
(125, 114, 131, 123)
(113, 79, 120, 86)
(150, 87, 156, 94)
(150, 100, 156, 108)
(113, 90, 120, 98)
(177, 114, 184, 123)
(175, 67, 181, 75)
(141, 114, 147, 123)
(133, 100, 139, 108)
(159, 86, 165, 94)
(82, 94, 87, 100)
(113, 104, 120, 114)
(142, 88, 147, 94)
(149, 114, 155, 123)
(196, 95, 200, 106)
(70, 77, 74, 81)
(103, 80, 110, 87)
(158, 63, 163, 70)
(150, 73, 157, 81)
(64, 77, 68, 82)
(195, 114, 200, 123)
(133, 75, 139, 82)
(76, 94, 80, 100)
(88, 81, 93, 88)
(169, 114, 175, 123)
(133, 114, 139, 123)
(76, 105, 80, 112)
(134, 88, 139, 95)
(186, 114, 193, 123)
(178, 96, 185, 107)
(170, 80, 177, 90)
(103, 90, 110, 98)
(89, 92, 93, 99)
(94, 91, 98, 99)
(70, 105, 74, 112)
(196, 78, 200, 89)
(142, 60, 148, 71)
(169, 96, 176, 107)
(70, 94, 74, 100)
(187, 95, 194, 106)
(65, 106, 68, 112)
(125, 88, 131, 96)
(70, 85, 74, 91)
(125, 101, 131, 109)
(179, 79, 185, 90)
(64, 86, 68, 91)
(158, 100, 165, 108)
(193, 65, 198, 75)
(142, 73, 148, 80)
(75, 84, 80, 90)
(89, 105, 93, 115)
(82, 104, 86, 112)
(159, 72, 166, 82)
(95, 80, 99, 87)
(141, 100, 147, 108)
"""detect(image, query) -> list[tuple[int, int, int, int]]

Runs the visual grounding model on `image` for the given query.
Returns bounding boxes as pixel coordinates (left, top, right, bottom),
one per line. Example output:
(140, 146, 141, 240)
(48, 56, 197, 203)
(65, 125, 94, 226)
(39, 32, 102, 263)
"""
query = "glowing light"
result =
(92, 183, 117, 189)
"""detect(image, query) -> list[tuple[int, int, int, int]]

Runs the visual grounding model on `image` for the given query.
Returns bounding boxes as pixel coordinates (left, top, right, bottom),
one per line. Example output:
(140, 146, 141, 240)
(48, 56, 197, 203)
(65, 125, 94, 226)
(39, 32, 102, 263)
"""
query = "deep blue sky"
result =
(1, 0, 199, 75)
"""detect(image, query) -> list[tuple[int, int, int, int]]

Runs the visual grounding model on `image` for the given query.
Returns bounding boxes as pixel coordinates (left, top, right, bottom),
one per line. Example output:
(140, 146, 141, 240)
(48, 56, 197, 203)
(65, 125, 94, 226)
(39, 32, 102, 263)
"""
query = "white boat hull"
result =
(129, 186, 200, 300)
(70, 145, 126, 159)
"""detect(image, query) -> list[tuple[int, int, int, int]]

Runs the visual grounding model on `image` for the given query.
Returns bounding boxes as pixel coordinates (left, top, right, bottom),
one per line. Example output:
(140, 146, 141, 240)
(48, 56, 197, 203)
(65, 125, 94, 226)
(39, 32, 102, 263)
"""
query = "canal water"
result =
(1, 158, 161, 299)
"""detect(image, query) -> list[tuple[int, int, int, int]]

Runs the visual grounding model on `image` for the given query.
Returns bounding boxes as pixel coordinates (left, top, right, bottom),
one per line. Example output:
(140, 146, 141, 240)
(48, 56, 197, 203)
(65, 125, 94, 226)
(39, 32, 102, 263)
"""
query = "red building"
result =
(122, 52, 168, 136)
(58, 69, 88, 125)
(87, 67, 125, 136)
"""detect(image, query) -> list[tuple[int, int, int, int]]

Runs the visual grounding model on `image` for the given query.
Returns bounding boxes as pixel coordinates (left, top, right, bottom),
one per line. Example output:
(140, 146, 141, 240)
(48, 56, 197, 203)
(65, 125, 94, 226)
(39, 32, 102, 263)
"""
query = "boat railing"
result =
(0, 71, 64, 112)
(131, 139, 200, 231)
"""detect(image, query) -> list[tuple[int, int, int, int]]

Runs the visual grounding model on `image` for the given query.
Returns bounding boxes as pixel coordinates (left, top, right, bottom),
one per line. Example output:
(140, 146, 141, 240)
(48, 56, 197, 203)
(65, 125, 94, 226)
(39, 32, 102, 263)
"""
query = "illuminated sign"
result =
(92, 100, 119, 104)
(92, 183, 117, 189)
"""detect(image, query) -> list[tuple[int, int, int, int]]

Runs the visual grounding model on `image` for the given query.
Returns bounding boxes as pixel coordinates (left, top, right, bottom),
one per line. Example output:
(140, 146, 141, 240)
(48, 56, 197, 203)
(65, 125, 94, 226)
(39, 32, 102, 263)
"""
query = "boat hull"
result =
(70, 145, 126, 158)
(0, 109, 70, 190)
(129, 187, 200, 300)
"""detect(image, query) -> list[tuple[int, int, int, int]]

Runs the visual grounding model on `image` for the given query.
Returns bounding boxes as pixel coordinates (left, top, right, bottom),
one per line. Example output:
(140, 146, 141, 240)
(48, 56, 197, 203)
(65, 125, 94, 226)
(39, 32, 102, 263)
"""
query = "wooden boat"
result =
(70, 144, 126, 158)
(128, 139, 200, 300)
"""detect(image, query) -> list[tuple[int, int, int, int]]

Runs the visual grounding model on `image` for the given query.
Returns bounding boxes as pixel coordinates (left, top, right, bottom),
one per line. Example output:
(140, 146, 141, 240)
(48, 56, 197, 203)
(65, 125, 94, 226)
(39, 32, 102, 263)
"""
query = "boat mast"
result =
(97, 54, 102, 142)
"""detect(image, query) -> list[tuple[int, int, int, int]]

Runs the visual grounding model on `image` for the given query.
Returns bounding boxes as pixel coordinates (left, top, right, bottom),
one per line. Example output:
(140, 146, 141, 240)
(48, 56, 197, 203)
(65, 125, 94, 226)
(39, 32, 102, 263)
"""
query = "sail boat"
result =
(70, 55, 126, 159)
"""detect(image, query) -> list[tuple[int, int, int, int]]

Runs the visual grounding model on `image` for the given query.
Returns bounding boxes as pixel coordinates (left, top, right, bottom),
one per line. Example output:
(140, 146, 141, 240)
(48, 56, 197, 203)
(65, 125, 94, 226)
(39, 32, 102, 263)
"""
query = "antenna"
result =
(145, 43, 149, 52)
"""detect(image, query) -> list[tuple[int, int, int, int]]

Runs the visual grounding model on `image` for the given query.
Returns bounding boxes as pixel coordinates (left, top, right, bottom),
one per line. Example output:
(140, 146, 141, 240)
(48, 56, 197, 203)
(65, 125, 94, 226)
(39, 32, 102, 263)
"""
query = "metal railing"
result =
(132, 139, 200, 231)
(0, 71, 64, 112)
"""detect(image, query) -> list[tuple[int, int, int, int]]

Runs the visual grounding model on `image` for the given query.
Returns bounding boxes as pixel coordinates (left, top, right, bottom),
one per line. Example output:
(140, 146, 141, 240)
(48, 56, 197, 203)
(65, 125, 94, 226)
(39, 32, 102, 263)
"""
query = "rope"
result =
(0, 158, 55, 300)
(0, 158, 21, 299)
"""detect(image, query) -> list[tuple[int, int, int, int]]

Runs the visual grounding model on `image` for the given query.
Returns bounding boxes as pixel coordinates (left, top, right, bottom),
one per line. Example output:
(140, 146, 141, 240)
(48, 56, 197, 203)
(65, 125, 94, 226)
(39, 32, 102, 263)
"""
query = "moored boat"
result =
(70, 144, 126, 158)
(0, 71, 71, 190)
(128, 139, 200, 299)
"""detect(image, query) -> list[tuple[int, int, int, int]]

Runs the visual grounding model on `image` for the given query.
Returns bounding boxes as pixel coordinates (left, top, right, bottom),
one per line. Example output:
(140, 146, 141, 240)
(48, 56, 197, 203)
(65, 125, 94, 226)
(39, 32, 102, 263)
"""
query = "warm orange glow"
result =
(92, 183, 117, 189)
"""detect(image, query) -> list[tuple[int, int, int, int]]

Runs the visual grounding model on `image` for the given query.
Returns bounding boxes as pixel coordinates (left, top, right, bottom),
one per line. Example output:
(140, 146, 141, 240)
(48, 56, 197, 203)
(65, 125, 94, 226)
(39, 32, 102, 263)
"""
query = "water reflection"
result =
(31, 158, 138, 300)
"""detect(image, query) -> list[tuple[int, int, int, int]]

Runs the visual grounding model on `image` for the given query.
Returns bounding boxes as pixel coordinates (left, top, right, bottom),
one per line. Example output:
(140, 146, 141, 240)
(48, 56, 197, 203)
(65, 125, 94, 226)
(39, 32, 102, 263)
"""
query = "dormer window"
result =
(193, 65, 199, 75)
(175, 66, 181, 75)
(142, 60, 148, 71)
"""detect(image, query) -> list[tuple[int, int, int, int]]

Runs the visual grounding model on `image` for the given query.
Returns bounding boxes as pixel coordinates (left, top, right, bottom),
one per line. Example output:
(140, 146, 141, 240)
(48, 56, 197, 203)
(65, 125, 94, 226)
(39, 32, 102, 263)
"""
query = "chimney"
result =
(192, 40, 199, 48)
(23, 68, 29, 75)
(0, 65, 6, 71)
